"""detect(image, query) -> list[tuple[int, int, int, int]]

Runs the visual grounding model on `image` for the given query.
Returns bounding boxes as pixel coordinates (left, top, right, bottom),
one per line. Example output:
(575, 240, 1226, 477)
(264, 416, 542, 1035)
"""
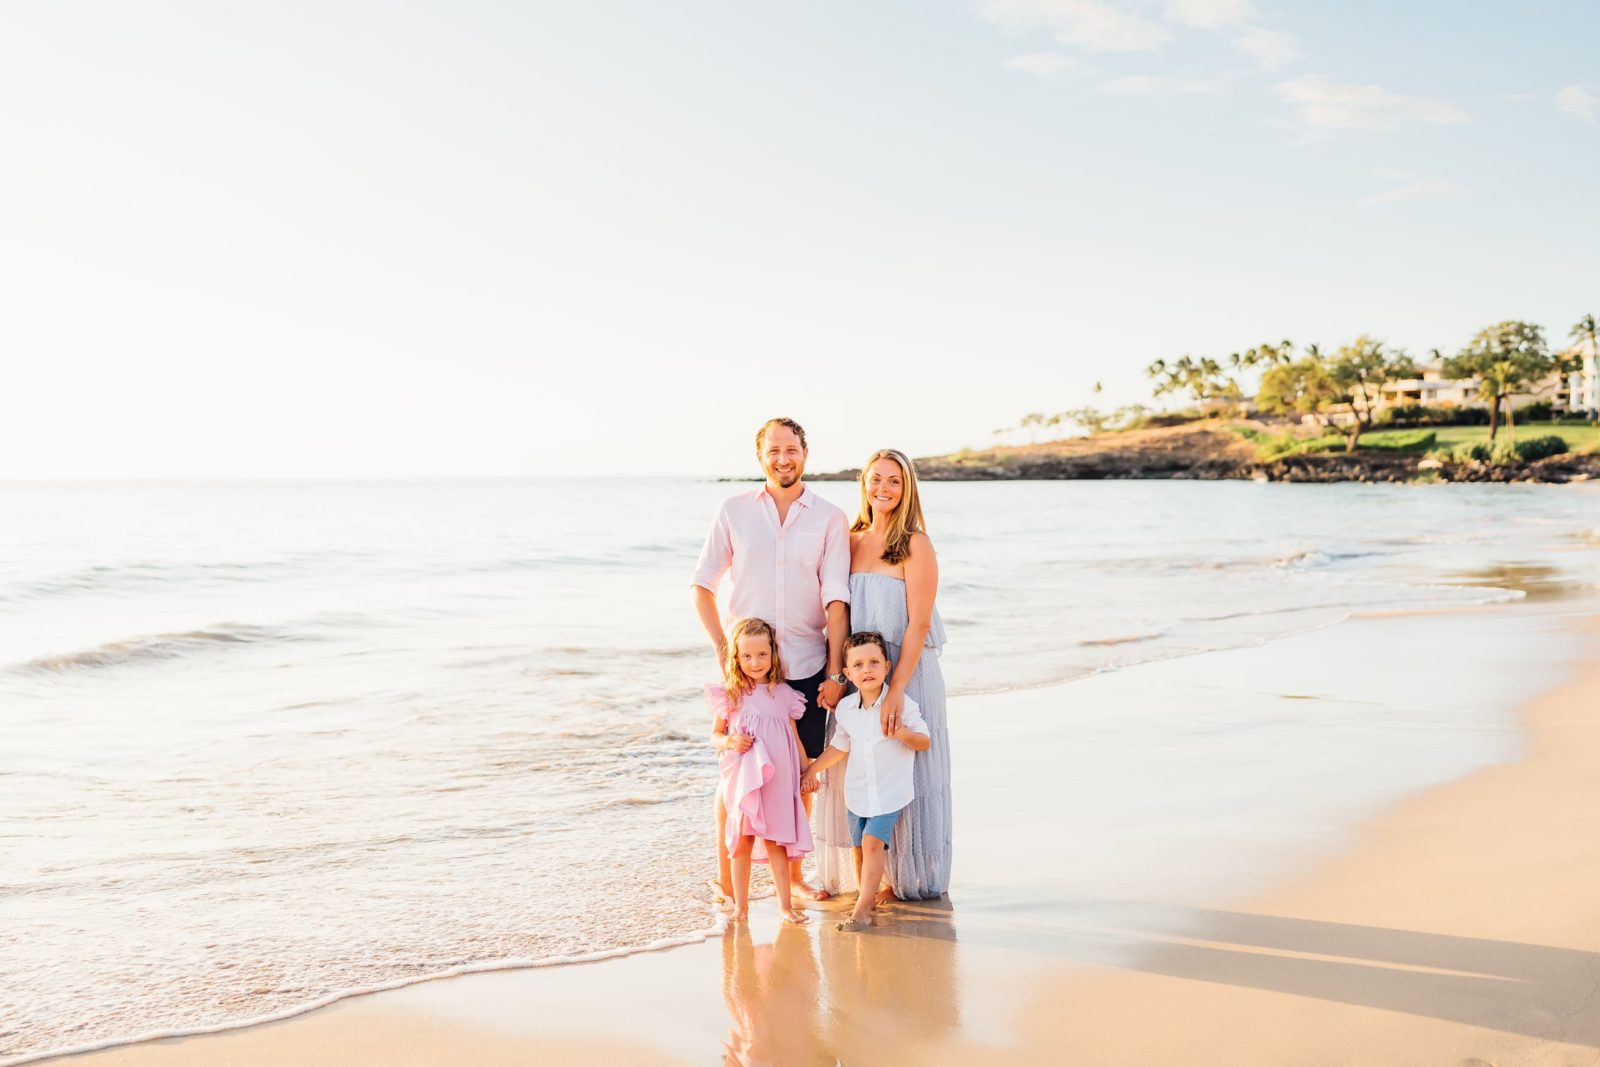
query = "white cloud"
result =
(982, 0, 1172, 52)
(1165, 0, 1251, 28)
(1100, 74, 1230, 95)
(1005, 51, 1081, 77)
(1556, 84, 1598, 122)
(1360, 179, 1466, 206)
(1233, 26, 1297, 68)
(1273, 76, 1469, 130)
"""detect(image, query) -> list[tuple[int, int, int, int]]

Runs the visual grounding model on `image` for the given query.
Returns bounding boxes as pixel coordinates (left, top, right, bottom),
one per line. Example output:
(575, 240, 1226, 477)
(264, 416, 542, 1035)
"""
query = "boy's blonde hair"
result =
(722, 617, 787, 707)
(851, 448, 927, 566)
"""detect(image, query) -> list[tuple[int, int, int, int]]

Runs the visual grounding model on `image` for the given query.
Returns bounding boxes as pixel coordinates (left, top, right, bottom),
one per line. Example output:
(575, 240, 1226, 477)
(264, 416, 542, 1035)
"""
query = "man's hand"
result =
(818, 678, 845, 711)
(879, 689, 904, 736)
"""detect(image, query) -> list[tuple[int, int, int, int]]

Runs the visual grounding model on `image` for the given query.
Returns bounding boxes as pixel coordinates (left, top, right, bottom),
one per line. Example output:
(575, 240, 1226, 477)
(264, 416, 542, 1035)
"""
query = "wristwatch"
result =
(828, 672, 848, 686)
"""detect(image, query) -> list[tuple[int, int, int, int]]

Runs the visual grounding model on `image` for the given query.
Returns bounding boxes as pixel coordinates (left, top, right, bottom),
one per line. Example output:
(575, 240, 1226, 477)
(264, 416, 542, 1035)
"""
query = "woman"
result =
(814, 448, 951, 901)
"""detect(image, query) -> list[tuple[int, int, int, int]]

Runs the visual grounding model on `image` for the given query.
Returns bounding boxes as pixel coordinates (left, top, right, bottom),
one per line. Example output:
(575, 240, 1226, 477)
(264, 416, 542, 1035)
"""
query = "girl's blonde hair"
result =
(722, 617, 787, 707)
(851, 448, 927, 566)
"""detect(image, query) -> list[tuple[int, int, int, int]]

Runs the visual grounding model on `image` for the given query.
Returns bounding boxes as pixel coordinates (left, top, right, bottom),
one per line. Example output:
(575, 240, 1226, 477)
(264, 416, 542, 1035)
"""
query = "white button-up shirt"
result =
(690, 486, 851, 681)
(828, 690, 928, 817)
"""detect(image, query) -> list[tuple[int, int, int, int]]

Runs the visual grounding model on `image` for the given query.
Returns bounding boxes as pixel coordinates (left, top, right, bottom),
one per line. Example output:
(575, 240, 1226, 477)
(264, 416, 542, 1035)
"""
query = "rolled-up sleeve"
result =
(691, 504, 733, 593)
(902, 701, 930, 738)
(830, 717, 852, 752)
(819, 509, 851, 606)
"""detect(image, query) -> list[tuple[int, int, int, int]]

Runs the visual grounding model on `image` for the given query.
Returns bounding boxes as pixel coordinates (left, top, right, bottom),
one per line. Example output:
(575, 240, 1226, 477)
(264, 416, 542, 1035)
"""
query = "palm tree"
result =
(1252, 339, 1295, 366)
(1443, 321, 1553, 443)
(1482, 360, 1518, 440)
(1571, 313, 1598, 350)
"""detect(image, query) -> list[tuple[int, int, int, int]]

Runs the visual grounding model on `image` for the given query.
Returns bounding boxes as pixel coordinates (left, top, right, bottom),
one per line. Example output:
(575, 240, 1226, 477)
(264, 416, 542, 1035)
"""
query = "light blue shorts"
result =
(848, 807, 904, 848)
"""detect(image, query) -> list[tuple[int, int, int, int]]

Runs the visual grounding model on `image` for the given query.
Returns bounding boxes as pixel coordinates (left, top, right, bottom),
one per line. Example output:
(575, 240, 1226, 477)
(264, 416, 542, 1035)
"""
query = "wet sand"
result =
(39, 606, 1600, 1066)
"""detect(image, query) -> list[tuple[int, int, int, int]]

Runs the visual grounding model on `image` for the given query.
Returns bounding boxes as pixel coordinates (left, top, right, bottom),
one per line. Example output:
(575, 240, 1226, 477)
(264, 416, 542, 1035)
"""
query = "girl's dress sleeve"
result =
(705, 683, 732, 721)
(784, 685, 808, 720)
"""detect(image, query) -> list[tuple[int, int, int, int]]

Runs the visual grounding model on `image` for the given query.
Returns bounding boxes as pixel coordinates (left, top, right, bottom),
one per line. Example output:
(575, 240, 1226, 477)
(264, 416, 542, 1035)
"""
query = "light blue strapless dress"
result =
(814, 572, 952, 899)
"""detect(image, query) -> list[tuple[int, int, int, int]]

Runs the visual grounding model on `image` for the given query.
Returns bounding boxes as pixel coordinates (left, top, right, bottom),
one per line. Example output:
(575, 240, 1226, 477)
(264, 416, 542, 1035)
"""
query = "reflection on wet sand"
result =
(721, 898, 961, 1065)
(1448, 561, 1588, 600)
(721, 922, 827, 1066)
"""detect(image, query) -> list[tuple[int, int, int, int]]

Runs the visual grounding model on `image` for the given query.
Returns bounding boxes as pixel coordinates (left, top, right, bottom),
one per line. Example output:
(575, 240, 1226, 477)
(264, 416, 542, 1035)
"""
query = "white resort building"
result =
(1566, 336, 1599, 416)
(1378, 361, 1568, 413)
(1382, 339, 1600, 418)
(1291, 346, 1600, 428)
(1380, 364, 1484, 408)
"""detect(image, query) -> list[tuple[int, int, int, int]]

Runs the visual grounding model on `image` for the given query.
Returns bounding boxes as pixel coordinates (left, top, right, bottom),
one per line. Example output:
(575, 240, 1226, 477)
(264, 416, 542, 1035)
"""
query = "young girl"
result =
(708, 617, 814, 924)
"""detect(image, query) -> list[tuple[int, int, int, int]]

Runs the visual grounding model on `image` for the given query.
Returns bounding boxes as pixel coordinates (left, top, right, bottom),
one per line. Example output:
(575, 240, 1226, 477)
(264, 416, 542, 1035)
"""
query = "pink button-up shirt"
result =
(690, 487, 851, 681)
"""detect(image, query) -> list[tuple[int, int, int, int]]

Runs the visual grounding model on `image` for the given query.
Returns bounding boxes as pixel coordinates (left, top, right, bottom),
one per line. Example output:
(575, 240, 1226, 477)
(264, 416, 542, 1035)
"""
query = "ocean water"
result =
(3, 478, 1599, 1063)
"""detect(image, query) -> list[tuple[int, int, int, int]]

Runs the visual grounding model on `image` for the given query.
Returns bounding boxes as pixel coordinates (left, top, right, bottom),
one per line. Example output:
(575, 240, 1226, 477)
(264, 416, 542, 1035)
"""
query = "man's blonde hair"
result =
(755, 417, 807, 453)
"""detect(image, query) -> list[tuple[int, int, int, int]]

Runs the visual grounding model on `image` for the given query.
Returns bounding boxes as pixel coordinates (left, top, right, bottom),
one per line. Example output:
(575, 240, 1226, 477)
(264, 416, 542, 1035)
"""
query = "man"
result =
(692, 416, 850, 902)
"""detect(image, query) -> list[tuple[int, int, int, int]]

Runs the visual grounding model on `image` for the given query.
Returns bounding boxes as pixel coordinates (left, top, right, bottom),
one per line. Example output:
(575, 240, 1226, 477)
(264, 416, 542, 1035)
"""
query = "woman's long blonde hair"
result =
(722, 617, 787, 707)
(851, 448, 927, 566)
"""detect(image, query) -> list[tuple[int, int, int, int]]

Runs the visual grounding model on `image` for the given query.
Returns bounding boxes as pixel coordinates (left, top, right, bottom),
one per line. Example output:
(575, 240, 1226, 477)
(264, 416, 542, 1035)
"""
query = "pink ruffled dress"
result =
(708, 682, 814, 864)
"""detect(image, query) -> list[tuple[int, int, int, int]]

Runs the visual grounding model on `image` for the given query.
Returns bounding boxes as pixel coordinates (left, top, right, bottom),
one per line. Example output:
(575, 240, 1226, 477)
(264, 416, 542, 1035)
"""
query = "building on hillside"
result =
(1380, 364, 1480, 408)
(1378, 361, 1568, 413)
(1564, 337, 1599, 416)
(1260, 347, 1598, 427)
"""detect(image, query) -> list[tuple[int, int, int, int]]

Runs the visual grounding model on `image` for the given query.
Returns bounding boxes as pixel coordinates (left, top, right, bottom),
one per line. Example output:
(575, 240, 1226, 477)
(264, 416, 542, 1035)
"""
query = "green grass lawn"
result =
(1413, 422, 1600, 452)
(1232, 421, 1600, 460)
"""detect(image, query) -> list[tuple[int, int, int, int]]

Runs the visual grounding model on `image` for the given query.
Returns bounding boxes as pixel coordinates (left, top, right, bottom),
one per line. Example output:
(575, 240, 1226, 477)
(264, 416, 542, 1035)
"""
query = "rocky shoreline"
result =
(811, 424, 1600, 484)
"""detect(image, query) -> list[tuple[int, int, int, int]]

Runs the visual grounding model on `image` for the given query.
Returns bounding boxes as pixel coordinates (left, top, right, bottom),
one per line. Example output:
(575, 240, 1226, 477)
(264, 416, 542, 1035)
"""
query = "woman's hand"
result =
(879, 689, 904, 735)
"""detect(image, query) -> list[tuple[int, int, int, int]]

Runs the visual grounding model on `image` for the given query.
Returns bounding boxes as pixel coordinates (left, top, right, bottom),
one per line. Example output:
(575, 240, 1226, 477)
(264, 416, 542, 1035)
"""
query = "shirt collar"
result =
(760, 485, 813, 512)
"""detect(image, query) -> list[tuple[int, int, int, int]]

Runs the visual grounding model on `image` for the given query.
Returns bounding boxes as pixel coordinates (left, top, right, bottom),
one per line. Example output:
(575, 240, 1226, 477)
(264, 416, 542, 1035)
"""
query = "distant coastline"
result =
(813, 422, 1600, 484)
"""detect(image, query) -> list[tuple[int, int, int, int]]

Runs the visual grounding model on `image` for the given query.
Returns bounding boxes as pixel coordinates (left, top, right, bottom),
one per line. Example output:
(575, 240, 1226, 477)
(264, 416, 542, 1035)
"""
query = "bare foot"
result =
(780, 908, 811, 925)
(730, 909, 748, 922)
(836, 917, 873, 932)
(704, 876, 732, 908)
(874, 886, 898, 908)
(792, 881, 831, 902)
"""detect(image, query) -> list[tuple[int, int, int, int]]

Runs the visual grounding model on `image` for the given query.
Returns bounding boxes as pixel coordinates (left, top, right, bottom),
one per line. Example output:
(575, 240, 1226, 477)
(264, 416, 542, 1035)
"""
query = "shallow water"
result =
(3, 478, 1598, 1063)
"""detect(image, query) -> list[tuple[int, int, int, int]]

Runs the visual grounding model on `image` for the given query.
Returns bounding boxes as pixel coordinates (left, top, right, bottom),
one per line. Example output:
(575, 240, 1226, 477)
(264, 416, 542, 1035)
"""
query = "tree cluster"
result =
(997, 316, 1593, 450)
(1164, 318, 1592, 447)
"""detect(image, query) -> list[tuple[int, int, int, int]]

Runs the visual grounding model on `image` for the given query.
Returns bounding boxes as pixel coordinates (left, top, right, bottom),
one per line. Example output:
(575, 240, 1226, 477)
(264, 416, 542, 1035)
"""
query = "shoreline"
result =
(806, 422, 1600, 483)
(27, 599, 1600, 1066)
(1029, 612, 1600, 1064)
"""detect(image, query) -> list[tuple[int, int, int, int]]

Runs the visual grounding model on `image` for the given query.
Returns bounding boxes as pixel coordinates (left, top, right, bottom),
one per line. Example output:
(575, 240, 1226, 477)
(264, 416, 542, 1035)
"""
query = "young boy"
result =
(800, 630, 931, 930)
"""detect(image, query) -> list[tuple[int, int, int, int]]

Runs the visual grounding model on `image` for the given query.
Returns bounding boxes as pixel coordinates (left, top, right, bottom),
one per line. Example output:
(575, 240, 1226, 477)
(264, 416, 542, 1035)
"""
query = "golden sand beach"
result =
(45, 607, 1600, 1067)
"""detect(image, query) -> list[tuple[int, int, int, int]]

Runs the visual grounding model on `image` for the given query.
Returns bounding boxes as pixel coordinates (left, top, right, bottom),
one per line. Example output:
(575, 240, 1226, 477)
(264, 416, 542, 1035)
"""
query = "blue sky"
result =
(2, 1, 1596, 478)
